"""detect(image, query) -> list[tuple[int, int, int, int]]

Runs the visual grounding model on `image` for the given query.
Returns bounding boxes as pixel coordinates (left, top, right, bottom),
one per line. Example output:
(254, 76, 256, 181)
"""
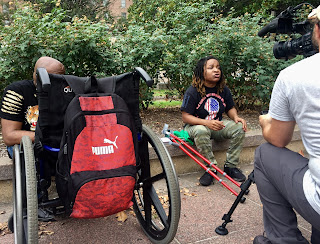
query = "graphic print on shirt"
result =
(1, 90, 23, 115)
(204, 97, 219, 120)
(26, 105, 39, 131)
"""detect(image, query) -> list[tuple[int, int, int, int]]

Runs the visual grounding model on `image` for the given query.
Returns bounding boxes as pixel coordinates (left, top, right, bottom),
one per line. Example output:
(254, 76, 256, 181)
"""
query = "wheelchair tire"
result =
(12, 136, 38, 244)
(133, 124, 180, 244)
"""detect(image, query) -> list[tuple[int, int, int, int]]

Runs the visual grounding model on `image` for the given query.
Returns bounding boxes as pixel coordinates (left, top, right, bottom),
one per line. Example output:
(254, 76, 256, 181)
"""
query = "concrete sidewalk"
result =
(0, 163, 312, 244)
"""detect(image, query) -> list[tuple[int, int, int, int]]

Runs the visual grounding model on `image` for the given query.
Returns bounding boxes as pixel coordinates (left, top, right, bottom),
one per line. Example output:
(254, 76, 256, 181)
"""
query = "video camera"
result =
(258, 3, 317, 60)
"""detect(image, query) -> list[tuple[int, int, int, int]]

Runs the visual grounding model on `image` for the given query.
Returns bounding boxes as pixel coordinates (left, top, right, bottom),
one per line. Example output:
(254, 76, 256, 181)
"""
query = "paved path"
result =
(0, 164, 312, 244)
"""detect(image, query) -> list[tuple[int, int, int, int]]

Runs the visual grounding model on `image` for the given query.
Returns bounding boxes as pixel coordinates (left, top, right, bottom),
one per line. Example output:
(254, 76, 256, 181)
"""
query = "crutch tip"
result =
(240, 197, 246, 203)
(215, 225, 229, 235)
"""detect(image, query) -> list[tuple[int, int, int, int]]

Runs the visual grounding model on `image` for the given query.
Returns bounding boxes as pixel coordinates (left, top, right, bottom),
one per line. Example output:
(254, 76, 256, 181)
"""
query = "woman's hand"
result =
(233, 116, 247, 132)
(204, 119, 225, 131)
(227, 108, 247, 132)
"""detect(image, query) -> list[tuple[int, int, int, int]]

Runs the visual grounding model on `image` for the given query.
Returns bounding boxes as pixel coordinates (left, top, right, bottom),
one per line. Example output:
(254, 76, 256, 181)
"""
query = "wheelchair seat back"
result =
(36, 70, 142, 151)
(35, 68, 146, 218)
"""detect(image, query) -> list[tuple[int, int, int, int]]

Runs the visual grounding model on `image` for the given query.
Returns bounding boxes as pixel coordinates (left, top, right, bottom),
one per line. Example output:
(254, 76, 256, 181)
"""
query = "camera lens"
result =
(273, 32, 316, 60)
(273, 41, 296, 60)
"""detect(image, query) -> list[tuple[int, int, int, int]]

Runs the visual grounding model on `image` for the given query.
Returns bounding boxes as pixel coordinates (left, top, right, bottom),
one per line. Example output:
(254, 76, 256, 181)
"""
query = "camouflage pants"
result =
(184, 120, 245, 168)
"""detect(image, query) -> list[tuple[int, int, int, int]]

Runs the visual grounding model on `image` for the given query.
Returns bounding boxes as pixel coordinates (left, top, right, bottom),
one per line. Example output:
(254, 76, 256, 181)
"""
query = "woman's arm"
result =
(227, 107, 247, 132)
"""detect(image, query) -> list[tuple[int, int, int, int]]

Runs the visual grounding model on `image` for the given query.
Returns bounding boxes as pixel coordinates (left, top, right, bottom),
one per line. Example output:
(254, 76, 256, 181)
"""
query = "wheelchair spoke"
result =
(146, 186, 169, 229)
(138, 172, 165, 187)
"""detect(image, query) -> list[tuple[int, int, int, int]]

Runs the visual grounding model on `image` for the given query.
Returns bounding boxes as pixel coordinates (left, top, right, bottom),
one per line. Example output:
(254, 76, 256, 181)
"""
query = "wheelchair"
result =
(9, 67, 181, 244)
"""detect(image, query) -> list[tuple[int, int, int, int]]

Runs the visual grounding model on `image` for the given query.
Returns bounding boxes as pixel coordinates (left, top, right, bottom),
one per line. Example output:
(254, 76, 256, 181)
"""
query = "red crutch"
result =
(162, 125, 246, 199)
(162, 124, 255, 235)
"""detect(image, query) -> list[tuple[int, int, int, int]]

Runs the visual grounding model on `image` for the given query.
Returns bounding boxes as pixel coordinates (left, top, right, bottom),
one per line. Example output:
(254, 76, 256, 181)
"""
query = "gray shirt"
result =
(269, 52, 320, 214)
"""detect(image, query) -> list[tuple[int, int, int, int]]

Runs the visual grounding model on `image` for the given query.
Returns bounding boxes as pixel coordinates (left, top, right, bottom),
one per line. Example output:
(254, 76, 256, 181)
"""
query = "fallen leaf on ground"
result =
(38, 230, 54, 236)
(116, 211, 128, 222)
(182, 188, 197, 197)
(0, 222, 11, 236)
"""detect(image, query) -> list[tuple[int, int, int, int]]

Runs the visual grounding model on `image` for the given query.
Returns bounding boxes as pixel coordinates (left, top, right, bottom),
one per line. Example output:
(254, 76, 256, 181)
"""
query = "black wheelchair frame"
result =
(9, 67, 181, 244)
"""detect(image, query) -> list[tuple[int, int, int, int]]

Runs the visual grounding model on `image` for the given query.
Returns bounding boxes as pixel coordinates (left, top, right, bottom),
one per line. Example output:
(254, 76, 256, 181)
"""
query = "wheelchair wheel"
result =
(12, 136, 38, 244)
(133, 124, 180, 244)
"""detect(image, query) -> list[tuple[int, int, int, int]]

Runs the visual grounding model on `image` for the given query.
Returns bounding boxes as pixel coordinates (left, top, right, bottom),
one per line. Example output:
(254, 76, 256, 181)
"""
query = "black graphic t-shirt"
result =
(181, 85, 234, 121)
(0, 80, 38, 131)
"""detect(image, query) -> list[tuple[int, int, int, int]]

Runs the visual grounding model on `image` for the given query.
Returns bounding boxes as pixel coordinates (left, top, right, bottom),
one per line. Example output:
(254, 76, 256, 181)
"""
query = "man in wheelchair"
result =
(1, 57, 65, 222)
(0, 57, 65, 158)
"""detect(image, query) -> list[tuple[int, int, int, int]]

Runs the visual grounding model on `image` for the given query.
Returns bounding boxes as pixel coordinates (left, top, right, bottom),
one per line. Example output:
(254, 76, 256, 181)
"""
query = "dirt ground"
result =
(0, 107, 261, 157)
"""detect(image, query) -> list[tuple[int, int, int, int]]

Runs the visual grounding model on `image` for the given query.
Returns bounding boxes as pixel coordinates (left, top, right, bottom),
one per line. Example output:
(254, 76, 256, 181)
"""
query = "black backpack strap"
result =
(84, 76, 99, 94)
(65, 75, 116, 94)
(63, 75, 89, 95)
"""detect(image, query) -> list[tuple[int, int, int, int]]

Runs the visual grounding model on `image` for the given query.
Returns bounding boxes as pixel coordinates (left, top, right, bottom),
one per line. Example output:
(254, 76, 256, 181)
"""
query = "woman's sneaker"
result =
(199, 169, 217, 186)
(224, 166, 246, 182)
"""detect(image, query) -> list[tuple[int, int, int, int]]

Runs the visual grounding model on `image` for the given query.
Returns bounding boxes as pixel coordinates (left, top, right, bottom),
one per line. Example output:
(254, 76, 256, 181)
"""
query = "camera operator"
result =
(254, 5, 320, 244)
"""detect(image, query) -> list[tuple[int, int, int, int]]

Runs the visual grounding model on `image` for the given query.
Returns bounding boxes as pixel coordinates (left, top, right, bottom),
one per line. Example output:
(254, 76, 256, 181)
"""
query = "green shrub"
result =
(0, 1, 306, 110)
(0, 3, 117, 93)
(127, 1, 301, 110)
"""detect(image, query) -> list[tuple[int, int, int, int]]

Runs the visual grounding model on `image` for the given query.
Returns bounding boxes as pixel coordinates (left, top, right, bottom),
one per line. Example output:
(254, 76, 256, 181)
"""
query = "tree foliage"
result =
(215, 0, 319, 17)
(29, 0, 111, 21)
(0, 3, 117, 92)
(0, 0, 317, 110)
(126, 0, 301, 109)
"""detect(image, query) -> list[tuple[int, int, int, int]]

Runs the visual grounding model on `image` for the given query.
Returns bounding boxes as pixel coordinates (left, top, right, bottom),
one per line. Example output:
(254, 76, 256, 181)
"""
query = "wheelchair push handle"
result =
(134, 67, 153, 87)
(37, 67, 154, 91)
(36, 68, 51, 92)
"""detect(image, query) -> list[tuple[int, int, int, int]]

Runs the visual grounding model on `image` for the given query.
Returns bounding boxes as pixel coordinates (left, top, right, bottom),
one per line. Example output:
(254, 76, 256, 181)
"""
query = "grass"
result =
(149, 100, 182, 109)
(149, 88, 182, 108)
(153, 89, 180, 99)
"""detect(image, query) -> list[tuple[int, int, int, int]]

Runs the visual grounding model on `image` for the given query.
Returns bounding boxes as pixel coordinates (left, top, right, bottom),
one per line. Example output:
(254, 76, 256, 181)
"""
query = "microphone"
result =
(258, 18, 280, 37)
(258, 7, 294, 37)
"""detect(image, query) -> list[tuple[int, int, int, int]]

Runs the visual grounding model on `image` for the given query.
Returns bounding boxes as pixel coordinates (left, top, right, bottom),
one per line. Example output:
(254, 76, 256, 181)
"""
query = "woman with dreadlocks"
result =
(181, 56, 247, 186)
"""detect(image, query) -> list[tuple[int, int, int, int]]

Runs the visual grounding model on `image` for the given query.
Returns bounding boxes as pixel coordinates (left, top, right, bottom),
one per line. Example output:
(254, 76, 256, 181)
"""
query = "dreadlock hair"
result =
(192, 55, 226, 98)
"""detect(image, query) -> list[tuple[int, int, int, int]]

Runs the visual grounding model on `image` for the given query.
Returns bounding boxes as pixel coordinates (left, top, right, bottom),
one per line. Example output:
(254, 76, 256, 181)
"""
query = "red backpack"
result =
(55, 76, 137, 218)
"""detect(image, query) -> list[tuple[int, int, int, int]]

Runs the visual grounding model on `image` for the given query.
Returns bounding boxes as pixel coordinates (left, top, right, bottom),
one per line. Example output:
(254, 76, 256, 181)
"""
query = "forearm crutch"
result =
(163, 128, 246, 200)
(215, 170, 255, 235)
(163, 124, 254, 234)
